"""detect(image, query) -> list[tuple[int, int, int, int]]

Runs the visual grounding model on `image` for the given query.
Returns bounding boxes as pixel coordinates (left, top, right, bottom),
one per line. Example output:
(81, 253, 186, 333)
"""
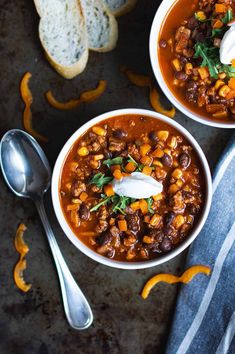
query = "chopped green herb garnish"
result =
(211, 28, 224, 37)
(90, 197, 112, 212)
(222, 9, 233, 24)
(146, 197, 154, 214)
(103, 157, 123, 168)
(127, 154, 144, 172)
(194, 42, 219, 78)
(89, 173, 113, 188)
(90, 194, 137, 214)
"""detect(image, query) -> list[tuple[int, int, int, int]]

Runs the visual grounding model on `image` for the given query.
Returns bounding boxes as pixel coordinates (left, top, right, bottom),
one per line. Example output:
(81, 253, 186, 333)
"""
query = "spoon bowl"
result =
(0, 129, 50, 199)
(0, 129, 93, 330)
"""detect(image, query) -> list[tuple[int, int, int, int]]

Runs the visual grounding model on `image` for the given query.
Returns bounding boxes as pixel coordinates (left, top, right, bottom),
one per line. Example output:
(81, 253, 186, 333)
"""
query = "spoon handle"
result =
(35, 199, 93, 330)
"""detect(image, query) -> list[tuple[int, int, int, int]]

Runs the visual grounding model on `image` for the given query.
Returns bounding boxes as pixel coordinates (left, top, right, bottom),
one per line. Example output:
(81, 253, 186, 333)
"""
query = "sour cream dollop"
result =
(220, 24, 235, 65)
(112, 172, 163, 199)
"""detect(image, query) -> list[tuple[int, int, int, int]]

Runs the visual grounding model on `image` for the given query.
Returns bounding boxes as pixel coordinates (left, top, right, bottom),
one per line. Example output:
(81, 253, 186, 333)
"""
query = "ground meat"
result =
(175, 26, 191, 53)
(99, 206, 109, 220)
(185, 81, 198, 103)
(71, 181, 86, 197)
(96, 220, 109, 233)
(127, 143, 141, 161)
(170, 191, 185, 212)
(108, 137, 126, 152)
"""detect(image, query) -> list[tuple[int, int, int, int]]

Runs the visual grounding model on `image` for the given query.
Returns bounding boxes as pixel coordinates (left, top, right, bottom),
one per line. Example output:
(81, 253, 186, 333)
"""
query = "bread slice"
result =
(102, 0, 137, 17)
(34, 0, 89, 79)
(80, 0, 118, 52)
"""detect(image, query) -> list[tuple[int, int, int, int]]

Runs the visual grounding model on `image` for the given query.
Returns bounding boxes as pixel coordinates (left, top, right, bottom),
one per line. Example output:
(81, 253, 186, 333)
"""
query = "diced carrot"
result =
(228, 78, 235, 90)
(118, 220, 128, 232)
(212, 19, 223, 29)
(122, 172, 131, 177)
(130, 201, 140, 211)
(110, 164, 121, 172)
(144, 215, 151, 223)
(140, 143, 151, 156)
(153, 193, 163, 201)
(104, 184, 115, 196)
(143, 236, 154, 244)
(152, 147, 164, 158)
(142, 166, 152, 176)
(80, 192, 88, 202)
(109, 218, 115, 225)
(140, 156, 152, 166)
(113, 169, 123, 180)
(139, 199, 148, 214)
(125, 161, 136, 172)
(215, 3, 226, 13)
(232, 59, 235, 68)
(226, 90, 235, 99)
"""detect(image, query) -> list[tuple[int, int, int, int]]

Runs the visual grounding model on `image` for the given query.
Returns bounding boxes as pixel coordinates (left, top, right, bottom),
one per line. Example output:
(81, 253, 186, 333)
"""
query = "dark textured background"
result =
(0, 1, 232, 353)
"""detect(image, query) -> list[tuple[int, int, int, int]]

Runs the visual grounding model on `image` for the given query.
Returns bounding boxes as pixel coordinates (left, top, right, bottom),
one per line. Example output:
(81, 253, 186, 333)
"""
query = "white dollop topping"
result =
(220, 24, 235, 65)
(112, 172, 163, 199)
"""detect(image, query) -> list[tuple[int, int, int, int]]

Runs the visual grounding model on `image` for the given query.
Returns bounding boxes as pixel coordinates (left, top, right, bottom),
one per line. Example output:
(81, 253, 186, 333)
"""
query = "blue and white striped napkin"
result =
(166, 134, 235, 354)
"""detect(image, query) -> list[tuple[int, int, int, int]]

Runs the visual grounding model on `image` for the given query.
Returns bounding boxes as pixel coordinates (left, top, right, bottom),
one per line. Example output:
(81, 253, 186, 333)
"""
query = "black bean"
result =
(187, 203, 198, 215)
(148, 130, 158, 142)
(149, 229, 164, 242)
(126, 214, 140, 234)
(161, 153, 173, 167)
(113, 129, 127, 139)
(160, 237, 172, 252)
(106, 248, 115, 258)
(103, 149, 112, 159)
(79, 203, 90, 220)
(179, 56, 187, 67)
(179, 152, 191, 168)
(187, 16, 199, 29)
(175, 71, 188, 81)
(96, 232, 112, 246)
(164, 211, 175, 226)
(159, 39, 167, 48)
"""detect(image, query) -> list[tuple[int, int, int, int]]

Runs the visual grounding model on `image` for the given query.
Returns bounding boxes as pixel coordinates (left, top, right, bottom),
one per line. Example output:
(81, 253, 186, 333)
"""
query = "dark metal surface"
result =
(0, 1, 232, 353)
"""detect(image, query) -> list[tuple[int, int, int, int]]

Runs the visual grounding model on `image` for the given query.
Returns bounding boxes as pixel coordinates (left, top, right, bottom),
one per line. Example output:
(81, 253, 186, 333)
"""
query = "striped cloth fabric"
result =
(166, 134, 235, 354)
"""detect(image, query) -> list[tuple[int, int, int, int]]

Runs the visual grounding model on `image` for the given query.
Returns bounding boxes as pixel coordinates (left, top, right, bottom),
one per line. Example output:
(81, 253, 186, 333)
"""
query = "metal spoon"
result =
(0, 129, 93, 330)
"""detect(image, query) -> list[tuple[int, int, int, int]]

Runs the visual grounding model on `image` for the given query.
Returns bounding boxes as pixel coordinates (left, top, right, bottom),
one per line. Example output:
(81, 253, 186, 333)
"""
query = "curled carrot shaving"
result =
(121, 66, 151, 87)
(46, 80, 107, 110)
(149, 86, 176, 118)
(122, 68, 176, 118)
(141, 265, 211, 299)
(20, 72, 48, 142)
(13, 224, 32, 292)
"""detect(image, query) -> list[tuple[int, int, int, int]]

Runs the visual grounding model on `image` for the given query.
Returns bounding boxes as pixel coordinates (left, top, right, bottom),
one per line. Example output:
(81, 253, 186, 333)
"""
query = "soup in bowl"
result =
(52, 109, 212, 269)
(150, 0, 235, 128)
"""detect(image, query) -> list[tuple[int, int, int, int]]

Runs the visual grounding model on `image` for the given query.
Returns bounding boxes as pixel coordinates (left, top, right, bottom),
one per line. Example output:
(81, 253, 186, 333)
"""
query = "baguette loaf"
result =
(34, 0, 89, 79)
(80, 0, 118, 52)
(102, 0, 136, 17)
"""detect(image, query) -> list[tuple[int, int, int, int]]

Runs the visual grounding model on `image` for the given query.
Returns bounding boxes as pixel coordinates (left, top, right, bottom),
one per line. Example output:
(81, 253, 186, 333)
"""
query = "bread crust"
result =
(34, 0, 89, 79)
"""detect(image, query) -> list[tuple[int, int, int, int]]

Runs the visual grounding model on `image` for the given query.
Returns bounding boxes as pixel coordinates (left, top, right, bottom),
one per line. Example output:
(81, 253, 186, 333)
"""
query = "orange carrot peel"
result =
(141, 265, 211, 299)
(46, 80, 107, 110)
(20, 72, 48, 142)
(122, 67, 176, 118)
(14, 224, 32, 292)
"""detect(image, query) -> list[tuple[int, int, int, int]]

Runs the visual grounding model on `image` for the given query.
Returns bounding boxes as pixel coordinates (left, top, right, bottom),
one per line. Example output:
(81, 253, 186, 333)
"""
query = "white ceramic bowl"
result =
(149, 0, 235, 129)
(52, 108, 212, 269)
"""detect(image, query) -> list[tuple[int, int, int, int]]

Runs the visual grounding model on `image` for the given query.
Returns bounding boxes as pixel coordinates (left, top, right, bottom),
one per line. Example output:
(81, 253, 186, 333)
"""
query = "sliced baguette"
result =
(34, 0, 89, 79)
(80, 0, 118, 52)
(102, 0, 136, 17)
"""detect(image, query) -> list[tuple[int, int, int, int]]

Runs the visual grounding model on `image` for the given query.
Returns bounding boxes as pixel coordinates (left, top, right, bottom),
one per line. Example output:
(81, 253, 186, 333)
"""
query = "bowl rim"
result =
(149, 0, 235, 129)
(51, 108, 212, 270)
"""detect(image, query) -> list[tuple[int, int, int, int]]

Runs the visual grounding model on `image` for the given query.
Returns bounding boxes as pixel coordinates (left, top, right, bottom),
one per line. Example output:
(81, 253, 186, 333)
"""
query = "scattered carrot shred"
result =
(13, 224, 32, 292)
(149, 86, 176, 118)
(45, 80, 107, 110)
(122, 67, 176, 118)
(121, 66, 151, 87)
(20, 72, 48, 142)
(141, 265, 211, 299)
